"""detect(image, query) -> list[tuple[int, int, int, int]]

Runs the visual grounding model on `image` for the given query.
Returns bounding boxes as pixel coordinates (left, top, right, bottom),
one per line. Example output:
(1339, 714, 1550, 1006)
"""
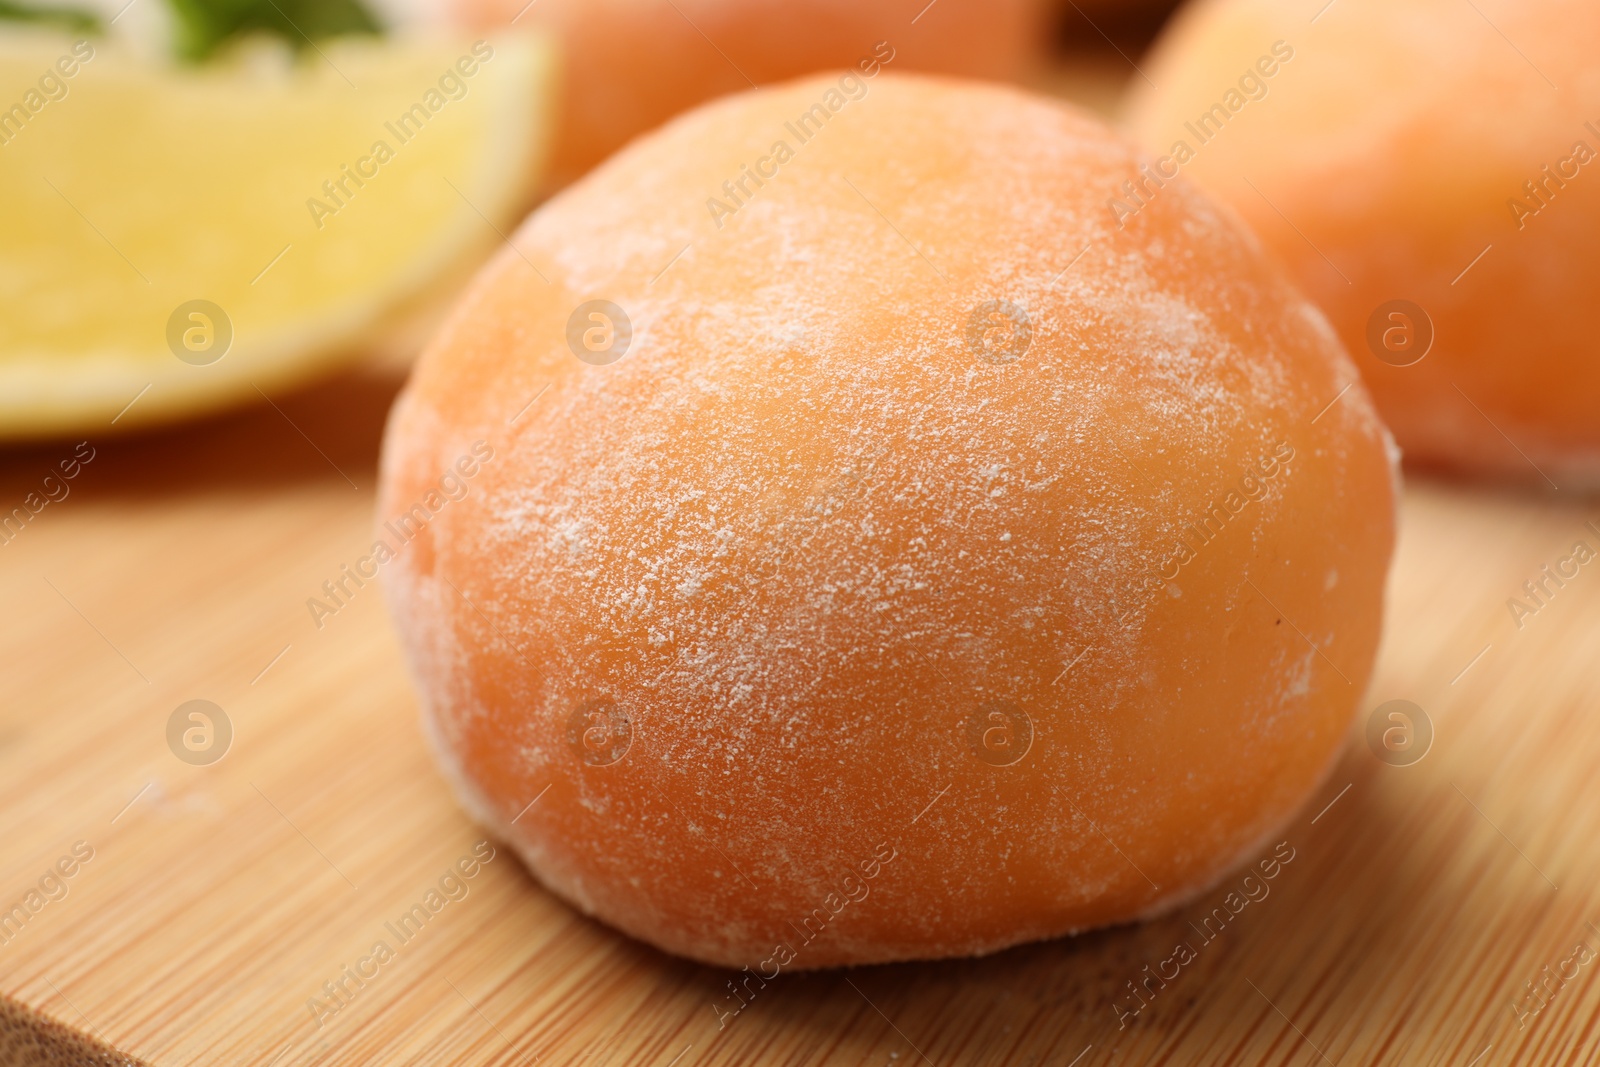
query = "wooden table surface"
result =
(2, 358, 1599, 1067)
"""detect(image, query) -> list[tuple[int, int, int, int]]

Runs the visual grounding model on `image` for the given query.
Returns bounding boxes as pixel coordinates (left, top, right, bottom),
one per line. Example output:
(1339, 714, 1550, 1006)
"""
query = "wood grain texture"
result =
(2, 359, 1600, 1067)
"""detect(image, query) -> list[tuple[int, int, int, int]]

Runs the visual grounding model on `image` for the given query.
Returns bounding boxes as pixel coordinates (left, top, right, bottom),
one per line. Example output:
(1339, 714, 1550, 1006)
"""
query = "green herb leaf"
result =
(164, 0, 382, 62)
(0, 0, 103, 33)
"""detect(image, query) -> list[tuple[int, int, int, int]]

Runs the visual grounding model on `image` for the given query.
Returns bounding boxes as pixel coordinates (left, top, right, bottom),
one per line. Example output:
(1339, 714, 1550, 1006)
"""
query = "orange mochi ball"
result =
(452, 0, 1046, 183)
(1126, 0, 1600, 485)
(379, 72, 1396, 968)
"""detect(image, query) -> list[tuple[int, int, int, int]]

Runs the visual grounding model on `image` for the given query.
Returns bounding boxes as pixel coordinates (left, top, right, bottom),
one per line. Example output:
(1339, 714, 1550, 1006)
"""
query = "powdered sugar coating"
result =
(380, 73, 1396, 968)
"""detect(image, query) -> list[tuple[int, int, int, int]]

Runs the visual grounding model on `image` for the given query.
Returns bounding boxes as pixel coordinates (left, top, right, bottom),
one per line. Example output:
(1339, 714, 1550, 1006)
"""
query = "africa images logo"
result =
(304, 42, 496, 230)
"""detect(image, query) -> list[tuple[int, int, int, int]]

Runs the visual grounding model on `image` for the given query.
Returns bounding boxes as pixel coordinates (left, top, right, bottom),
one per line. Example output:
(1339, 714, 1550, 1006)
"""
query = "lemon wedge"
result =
(0, 28, 553, 438)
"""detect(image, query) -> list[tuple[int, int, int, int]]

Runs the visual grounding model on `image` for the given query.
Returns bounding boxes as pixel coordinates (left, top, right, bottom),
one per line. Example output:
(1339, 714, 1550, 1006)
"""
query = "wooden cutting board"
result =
(2, 360, 1599, 1067)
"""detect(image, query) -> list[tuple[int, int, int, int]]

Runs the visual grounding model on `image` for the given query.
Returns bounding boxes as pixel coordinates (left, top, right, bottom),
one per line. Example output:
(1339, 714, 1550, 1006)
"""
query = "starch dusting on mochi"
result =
(378, 72, 1396, 969)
